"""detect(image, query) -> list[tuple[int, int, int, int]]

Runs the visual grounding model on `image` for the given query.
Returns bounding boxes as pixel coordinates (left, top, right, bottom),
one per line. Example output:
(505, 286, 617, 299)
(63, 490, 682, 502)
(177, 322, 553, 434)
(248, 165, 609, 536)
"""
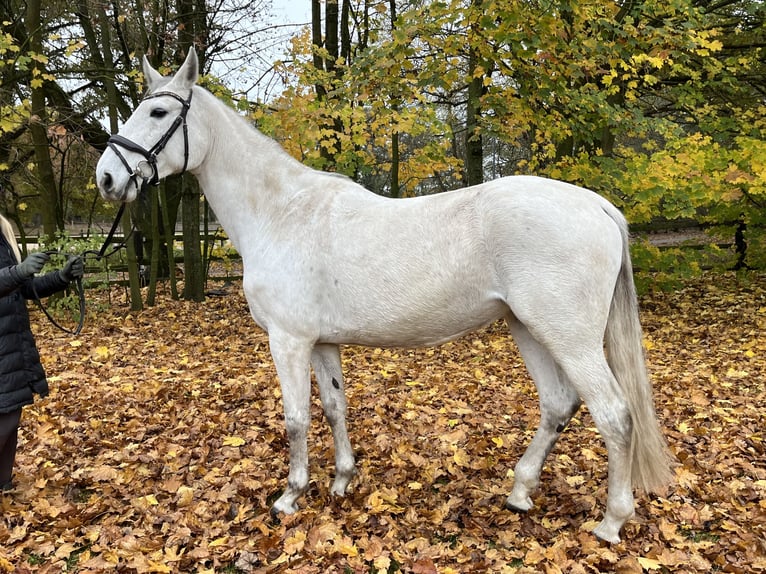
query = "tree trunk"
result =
(177, 0, 205, 301)
(160, 184, 179, 299)
(326, 0, 339, 72)
(389, 0, 400, 197)
(26, 0, 60, 243)
(312, 0, 326, 100)
(98, 4, 119, 134)
(465, 0, 484, 186)
(181, 177, 204, 301)
(313, 0, 346, 168)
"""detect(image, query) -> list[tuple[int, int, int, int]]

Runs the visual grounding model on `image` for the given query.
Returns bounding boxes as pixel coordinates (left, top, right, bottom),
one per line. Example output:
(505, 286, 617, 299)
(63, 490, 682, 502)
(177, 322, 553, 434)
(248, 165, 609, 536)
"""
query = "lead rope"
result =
(32, 274, 86, 336)
(32, 203, 130, 335)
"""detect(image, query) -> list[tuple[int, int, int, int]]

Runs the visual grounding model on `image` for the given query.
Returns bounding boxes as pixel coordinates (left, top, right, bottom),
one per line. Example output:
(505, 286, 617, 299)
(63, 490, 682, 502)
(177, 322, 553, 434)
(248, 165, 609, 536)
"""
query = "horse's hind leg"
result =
(557, 352, 636, 543)
(508, 319, 635, 542)
(505, 317, 581, 512)
(311, 344, 356, 496)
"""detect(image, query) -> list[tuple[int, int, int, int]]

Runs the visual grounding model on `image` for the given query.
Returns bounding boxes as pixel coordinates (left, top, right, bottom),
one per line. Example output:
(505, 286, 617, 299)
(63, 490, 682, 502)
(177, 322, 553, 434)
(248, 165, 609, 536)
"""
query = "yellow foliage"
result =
(222, 435, 245, 447)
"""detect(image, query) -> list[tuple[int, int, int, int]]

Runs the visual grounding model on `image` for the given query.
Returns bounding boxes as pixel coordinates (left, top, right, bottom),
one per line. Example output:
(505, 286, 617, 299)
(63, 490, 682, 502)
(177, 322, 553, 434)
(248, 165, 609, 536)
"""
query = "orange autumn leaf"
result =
(0, 273, 760, 573)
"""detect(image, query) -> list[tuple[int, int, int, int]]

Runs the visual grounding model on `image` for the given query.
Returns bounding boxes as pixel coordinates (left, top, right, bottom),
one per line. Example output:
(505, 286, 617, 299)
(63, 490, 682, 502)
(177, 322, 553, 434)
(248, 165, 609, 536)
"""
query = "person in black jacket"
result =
(0, 214, 83, 491)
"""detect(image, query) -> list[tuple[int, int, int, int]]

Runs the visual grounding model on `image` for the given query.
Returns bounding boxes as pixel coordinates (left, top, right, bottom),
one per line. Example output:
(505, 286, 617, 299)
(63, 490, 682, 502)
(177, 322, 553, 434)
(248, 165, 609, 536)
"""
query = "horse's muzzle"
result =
(97, 171, 131, 202)
(98, 171, 114, 194)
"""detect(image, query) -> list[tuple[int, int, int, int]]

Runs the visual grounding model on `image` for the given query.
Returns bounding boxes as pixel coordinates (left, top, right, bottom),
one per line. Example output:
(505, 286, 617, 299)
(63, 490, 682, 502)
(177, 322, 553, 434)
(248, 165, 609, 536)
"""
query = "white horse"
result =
(96, 50, 672, 543)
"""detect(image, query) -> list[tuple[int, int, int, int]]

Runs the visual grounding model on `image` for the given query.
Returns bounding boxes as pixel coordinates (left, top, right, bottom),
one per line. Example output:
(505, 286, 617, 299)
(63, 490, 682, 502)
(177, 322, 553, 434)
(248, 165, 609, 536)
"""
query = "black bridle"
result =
(106, 89, 193, 196)
(36, 90, 193, 335)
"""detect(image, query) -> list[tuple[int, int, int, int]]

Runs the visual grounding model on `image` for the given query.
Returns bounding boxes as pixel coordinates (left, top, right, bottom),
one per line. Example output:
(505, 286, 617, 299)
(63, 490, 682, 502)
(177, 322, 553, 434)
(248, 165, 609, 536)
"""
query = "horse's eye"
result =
(150, 108, 168, 118)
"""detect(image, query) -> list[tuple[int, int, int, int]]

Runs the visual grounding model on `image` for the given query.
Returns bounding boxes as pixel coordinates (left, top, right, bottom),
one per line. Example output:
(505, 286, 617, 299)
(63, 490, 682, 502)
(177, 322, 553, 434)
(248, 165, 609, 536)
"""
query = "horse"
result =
(96, 50, 673, 543)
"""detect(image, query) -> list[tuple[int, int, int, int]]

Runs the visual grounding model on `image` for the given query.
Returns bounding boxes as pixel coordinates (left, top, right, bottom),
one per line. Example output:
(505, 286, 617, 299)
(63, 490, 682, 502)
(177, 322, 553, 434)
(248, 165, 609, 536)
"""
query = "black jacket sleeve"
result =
(0, 266, 68, 300)
(0, 265, 25, 298)
(21, 270, 69, 300)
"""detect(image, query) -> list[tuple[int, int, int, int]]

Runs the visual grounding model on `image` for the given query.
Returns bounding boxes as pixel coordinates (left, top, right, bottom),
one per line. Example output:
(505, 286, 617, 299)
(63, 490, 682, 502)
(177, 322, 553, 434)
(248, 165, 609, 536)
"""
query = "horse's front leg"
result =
(269, 332, 313, 515)
(311, 344, 356, 496)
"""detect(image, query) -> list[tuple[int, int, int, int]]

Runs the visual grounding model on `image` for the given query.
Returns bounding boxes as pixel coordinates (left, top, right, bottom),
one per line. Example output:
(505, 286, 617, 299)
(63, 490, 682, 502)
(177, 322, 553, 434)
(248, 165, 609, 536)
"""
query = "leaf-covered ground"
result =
(1, 273, 764, 573)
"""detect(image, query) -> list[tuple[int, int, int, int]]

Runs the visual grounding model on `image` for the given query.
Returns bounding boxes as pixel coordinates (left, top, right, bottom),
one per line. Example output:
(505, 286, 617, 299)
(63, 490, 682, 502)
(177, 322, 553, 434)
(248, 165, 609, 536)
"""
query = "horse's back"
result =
(307, 183, 508, 346)
(476, 176, 623, 260)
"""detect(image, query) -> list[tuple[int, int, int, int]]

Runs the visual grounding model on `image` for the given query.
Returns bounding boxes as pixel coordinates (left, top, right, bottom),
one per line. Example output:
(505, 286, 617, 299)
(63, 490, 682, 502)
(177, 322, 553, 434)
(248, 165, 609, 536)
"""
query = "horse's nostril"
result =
(102, 172, 113, 190)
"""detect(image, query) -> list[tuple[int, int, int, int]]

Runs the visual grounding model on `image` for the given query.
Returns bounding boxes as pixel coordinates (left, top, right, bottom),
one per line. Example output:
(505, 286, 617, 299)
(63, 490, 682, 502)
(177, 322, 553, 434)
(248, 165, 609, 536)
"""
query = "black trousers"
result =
(0, 408, 22, 488)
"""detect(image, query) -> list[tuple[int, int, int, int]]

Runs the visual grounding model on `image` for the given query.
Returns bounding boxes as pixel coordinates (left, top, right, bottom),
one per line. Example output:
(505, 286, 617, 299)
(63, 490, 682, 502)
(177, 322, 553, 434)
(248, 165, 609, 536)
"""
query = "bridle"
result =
(103, 88, 194, 258)
(106, 89, 193, 196)
(36, 89, 194, 335)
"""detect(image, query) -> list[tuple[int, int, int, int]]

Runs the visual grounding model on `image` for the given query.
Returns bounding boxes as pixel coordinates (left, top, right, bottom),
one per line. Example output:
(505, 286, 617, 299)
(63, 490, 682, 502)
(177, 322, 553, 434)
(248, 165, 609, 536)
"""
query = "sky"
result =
(212, 1, 313, 102)
(272, 2, 312, 27)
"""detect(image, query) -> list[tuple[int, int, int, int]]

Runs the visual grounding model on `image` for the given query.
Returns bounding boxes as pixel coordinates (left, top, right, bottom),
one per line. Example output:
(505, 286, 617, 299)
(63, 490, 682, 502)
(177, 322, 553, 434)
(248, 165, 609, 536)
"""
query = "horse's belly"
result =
(321, 295, 508, 348)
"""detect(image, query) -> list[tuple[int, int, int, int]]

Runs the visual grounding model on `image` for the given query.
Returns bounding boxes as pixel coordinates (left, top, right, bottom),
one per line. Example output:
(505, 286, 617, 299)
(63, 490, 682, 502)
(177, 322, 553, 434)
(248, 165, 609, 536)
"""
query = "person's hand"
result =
(60, 256, 84, 282)
(15, 252, 49, 278)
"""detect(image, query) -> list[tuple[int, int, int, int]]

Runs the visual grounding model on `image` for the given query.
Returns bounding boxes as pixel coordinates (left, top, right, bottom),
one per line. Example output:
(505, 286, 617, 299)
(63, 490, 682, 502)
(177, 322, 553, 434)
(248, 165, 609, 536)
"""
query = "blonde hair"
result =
(0, 213, 22, 263)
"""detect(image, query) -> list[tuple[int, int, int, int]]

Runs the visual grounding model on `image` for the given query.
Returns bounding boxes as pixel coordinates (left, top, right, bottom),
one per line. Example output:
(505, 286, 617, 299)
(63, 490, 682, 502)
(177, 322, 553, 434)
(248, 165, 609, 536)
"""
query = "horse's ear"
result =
(142, 55, 164, 92)
(176, 49, 199, 90)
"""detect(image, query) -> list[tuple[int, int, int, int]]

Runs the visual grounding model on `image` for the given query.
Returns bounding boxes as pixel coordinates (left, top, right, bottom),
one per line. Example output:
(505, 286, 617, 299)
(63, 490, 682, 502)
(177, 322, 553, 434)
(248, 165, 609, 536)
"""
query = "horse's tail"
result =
(604, 207, 674, 493)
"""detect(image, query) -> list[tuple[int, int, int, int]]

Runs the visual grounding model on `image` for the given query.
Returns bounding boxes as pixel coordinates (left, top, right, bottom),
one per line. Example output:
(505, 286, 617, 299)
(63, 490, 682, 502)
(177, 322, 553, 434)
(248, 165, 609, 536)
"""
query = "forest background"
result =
(0, 0, 764, 307)
(0, 2, 765, 573)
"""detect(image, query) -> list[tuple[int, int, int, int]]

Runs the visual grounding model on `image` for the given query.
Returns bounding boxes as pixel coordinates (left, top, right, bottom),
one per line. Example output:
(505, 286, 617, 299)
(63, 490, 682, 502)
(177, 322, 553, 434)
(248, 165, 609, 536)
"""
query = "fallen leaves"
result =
(0, 272, 764, 572)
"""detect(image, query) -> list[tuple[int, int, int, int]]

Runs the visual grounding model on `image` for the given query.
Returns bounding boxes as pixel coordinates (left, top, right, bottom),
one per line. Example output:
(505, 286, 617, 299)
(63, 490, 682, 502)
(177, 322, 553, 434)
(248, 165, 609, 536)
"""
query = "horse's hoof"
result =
(271, 497, 299, 516)
(592, 521, 622, 544)
(331, 472, 356, 496)
(330, 486, 348, 498)
(505, 494, 533, 513)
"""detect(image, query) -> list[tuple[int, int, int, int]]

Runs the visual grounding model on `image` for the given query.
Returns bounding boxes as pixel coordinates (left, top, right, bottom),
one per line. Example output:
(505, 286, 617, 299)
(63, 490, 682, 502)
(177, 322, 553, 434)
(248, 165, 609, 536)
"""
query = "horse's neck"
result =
(191, 93, 306, 250)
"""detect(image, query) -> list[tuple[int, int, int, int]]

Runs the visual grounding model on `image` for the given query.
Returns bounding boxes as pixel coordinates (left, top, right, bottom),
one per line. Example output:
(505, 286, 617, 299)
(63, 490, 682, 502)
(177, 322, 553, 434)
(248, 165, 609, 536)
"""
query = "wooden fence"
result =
(18, 229, 242, 288)
(17, 218, 755, 287)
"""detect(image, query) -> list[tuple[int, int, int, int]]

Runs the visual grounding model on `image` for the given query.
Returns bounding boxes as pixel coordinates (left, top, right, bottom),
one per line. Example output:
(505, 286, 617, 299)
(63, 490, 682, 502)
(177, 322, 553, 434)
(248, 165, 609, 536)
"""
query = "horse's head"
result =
(96, 50, 201, 202)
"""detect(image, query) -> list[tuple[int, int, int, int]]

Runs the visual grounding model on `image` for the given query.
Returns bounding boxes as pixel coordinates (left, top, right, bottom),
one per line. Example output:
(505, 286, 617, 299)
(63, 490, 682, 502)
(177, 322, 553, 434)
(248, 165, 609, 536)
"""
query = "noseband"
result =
(107, 89, 193, 194)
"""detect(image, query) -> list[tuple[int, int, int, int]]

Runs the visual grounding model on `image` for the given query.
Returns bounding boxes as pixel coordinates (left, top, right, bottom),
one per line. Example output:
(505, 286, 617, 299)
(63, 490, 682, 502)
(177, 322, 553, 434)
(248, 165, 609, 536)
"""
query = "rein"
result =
(32, 272, 86, 336)
(32, 203, 131, 336)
